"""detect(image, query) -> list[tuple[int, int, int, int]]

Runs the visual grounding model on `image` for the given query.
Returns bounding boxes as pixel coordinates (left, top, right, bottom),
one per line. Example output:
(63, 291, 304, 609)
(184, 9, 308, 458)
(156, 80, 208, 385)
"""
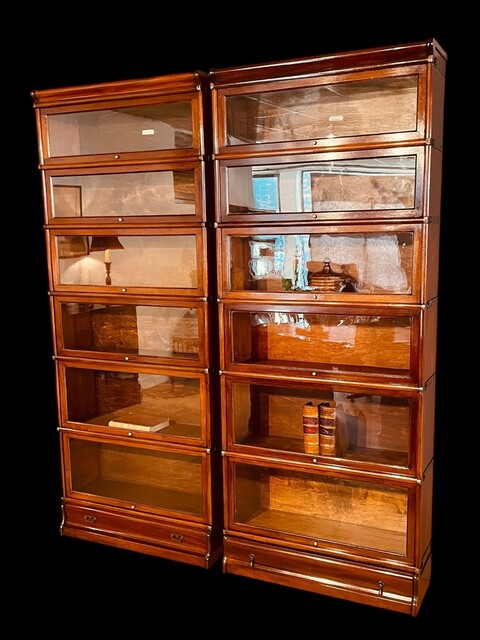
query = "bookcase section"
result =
(213, 38, 445, 616)
(33, 70, 222, 569)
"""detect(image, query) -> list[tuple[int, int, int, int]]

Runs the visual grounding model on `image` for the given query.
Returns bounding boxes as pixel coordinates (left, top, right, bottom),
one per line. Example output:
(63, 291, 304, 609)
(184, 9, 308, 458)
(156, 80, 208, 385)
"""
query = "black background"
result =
(17, 15, 457, 631)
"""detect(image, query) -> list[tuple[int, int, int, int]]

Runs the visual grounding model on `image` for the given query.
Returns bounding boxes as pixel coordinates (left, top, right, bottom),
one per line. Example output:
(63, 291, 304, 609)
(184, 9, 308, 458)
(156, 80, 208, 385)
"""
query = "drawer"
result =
(62, 501, 219, 567)
(223, 537, 418, 614)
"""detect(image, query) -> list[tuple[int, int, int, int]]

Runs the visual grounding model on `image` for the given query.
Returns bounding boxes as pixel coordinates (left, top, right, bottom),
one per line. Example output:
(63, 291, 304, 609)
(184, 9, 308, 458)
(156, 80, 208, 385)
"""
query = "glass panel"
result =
(230, 311, 411, 377)
(65, 366, 202, 439)
(230, 381, 411, 467)
(60, 302, 200, 361)
(47, 101, 193, 157)
(51, 170, 196, 218)
(69, 438, 203, 515)
(226, 75, 418, 145)
(228, 231, 413, 295)
(233, 463, 408, 554)
(55, 234, 197, 288)
(227, 156, 416, 215)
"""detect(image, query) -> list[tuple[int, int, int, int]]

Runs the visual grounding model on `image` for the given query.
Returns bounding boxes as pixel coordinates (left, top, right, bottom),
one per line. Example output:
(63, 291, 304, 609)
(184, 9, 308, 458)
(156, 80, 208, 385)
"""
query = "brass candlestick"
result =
(89, 236, 125, 286)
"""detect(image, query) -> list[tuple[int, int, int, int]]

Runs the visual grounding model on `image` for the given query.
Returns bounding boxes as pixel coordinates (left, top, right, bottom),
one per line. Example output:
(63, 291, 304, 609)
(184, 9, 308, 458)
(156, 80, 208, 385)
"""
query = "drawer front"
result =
(63, 501, 211, 556)
(224, 537, 415, 614)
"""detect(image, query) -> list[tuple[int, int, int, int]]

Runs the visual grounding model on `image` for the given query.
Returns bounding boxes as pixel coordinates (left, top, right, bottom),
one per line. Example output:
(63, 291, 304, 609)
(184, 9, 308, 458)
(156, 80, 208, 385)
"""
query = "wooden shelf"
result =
(238, 434, 408, 467)
(80, 478, 204, 516)
(245, 508, 406, 555)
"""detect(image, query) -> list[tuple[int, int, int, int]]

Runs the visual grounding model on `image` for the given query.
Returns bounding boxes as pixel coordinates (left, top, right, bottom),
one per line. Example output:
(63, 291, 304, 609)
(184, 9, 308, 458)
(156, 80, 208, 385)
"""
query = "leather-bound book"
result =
(303, 401, 320, 454)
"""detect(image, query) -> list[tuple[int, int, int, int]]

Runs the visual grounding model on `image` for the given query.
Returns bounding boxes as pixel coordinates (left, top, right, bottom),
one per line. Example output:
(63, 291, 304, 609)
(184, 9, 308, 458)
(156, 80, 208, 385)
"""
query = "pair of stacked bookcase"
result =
(33, 38, 446, 615)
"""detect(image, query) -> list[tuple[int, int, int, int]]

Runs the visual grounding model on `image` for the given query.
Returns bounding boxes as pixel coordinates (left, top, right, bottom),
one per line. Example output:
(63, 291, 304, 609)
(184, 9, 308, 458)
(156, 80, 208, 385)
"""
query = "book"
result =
(303, 402, 320, 455)
(318, 402, 350, 456)
(319, 401, 336, 456)
(108, 417, 171, 433)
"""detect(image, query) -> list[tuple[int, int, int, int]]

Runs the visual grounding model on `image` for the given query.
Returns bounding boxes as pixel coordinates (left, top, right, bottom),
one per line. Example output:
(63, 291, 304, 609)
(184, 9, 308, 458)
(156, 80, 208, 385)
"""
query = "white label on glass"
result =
(142, 129, 155, 135)
(329, 115, 344, 122)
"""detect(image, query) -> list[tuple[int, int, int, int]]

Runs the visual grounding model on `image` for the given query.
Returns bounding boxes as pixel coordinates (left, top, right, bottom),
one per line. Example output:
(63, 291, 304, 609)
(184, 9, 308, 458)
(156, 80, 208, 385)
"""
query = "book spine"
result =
(303, 402, 320, 455)
(319, 402, 336, 456)
(108, 421, 152, 431)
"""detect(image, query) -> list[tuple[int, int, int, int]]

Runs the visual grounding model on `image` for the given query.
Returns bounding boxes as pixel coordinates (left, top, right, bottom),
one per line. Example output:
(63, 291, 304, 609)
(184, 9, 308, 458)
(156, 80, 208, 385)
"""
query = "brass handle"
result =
(170, 533, 184, 543)
(83, 515, 96, 524)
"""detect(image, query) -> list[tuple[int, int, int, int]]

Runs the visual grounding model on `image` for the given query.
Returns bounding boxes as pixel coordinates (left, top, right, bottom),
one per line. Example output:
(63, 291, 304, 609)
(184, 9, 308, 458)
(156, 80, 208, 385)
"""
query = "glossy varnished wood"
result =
(214, 39, 446, 616)
(34, 70, 223, 569)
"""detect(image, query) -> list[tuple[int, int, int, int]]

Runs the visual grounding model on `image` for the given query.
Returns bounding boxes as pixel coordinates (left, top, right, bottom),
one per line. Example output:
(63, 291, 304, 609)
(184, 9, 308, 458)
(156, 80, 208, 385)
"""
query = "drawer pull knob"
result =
(170, 533, 184, 543)
(83, 515, 96, 524)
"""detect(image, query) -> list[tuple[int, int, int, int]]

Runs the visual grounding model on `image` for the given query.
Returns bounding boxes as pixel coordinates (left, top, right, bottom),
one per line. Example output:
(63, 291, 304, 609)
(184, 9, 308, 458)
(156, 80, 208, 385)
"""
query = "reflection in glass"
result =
(226, 75, 418, 145)
(52, 170, 196, 218)
(229, 231, 413, 294)
(252, 174, 280, 212)
(48, 101, 193, 157)
(230, 311, 411, 377)
(55, 234, 198, 289)
(227, 156, 416, 215)
(60, 303, 200, 360)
